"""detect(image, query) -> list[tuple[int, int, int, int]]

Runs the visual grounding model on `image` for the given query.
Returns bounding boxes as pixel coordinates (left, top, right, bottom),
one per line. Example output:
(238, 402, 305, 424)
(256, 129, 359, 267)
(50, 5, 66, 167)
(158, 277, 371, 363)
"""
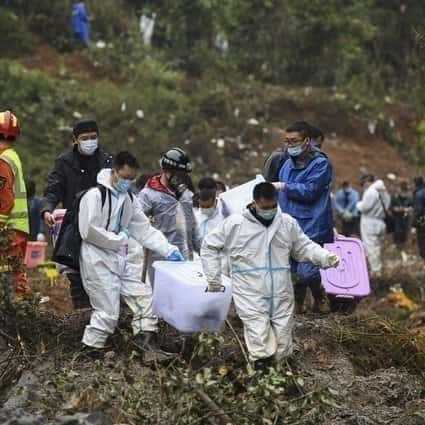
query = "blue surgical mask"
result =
(287, 144, 305, 157)
(78, 138, 98, 156)
(256, 207, 277, 221)
(115, 177, 132, 193)
(201, 206, 216, 217)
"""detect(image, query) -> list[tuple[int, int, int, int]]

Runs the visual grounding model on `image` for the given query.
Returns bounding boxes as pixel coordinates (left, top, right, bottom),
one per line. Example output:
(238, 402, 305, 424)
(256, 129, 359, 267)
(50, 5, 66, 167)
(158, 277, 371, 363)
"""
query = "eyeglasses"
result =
(284, 138, 305, 146)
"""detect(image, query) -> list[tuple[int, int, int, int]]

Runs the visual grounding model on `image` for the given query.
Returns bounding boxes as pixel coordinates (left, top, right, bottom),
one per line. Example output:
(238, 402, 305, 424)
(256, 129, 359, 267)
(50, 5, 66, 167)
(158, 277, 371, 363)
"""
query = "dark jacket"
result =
(41, 146, 113, 215)
(414, 186, 425, 225)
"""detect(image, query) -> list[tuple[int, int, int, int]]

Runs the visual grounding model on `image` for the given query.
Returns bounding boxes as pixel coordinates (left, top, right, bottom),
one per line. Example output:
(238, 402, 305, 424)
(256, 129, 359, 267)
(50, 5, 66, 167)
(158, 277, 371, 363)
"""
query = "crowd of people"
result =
(1, 110, 425, 371)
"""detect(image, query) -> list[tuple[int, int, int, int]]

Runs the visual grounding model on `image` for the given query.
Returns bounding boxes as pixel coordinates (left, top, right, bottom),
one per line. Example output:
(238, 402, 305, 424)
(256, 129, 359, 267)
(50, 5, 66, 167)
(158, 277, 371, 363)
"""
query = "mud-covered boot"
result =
(80, 344, 105, 360)
(253, 356, 274, 374)
(133, 332, 177, 363)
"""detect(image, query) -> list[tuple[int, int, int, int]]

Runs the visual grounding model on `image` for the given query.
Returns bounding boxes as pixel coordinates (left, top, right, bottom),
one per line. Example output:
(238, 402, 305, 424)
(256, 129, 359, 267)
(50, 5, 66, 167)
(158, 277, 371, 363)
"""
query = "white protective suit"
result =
(201, 208, 335, 361)
(79, 169, 177, 348)
(194, 204, 226, 243)
(356, 179, 390, 275)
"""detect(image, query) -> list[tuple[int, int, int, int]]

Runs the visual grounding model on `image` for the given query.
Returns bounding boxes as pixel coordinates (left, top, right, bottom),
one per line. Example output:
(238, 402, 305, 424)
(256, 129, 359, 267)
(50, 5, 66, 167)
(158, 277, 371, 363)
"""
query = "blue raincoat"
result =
(72, 2, 90, 45)
(335, 187, 359, 217)
(278, 152, 334, 281)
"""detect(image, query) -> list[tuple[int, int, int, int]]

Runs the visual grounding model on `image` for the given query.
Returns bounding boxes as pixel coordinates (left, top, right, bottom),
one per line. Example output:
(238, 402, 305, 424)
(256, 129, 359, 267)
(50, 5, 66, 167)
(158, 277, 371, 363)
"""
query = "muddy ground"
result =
(0, 240, 424, 424)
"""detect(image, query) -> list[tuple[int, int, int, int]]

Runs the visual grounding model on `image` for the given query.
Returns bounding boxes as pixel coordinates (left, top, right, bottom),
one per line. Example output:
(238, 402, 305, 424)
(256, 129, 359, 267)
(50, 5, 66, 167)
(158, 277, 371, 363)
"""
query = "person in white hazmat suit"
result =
(194, 177, 228, 243)
(356, 175, 391, 277)
(201, 182, 339, 371)
(78, 152, 184, 359)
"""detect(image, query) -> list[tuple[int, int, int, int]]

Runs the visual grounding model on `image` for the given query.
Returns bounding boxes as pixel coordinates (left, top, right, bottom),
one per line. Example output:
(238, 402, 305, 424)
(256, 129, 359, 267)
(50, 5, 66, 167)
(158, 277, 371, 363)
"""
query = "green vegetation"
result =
(0, 0, 424, 181)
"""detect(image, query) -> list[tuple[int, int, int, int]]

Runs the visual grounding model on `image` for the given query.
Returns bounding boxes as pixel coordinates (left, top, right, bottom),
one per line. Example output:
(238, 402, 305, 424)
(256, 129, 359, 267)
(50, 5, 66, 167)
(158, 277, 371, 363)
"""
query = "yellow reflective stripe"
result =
(0, 214, 8, 221)
(0, 113, 4, 125)
(0, 149, 29, 234)
(9, 211, 28, 219)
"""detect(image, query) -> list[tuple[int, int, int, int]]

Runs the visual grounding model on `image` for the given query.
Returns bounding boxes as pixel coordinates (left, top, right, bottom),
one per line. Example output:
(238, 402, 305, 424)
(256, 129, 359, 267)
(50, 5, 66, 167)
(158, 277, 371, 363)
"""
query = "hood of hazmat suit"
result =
(201, 207, 334, 361)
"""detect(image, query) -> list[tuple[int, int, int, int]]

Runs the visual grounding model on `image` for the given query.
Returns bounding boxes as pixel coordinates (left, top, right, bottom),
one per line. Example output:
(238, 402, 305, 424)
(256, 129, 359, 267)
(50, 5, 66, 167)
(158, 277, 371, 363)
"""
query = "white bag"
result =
(152, 261, 232, 333)
(219, 175, 265, 215)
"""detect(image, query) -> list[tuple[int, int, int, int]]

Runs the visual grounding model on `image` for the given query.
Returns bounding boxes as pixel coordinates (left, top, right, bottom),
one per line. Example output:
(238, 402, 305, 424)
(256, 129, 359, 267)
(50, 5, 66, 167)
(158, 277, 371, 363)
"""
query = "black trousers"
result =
(67, 273, 91, 309)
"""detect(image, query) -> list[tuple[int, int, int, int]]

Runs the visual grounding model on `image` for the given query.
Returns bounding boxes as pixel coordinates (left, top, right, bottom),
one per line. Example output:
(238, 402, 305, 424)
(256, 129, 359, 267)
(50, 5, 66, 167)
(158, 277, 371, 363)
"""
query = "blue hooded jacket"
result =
(335, 187, 359, 216)
(72, 2, 90, 44)
(278, 152, 334, 245)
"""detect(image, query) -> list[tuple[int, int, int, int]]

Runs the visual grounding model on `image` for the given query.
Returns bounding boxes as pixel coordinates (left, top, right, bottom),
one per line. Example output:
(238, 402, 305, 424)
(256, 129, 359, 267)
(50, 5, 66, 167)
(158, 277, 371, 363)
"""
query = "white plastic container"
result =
(219, 175, 265, 215)
(152, 261, 232, 333)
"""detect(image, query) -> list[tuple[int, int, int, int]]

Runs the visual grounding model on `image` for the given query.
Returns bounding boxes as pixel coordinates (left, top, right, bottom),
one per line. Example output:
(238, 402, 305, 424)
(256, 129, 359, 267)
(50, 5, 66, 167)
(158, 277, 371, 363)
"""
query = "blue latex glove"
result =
(118, 230, 129, 240)
(167, 250, 185, 261)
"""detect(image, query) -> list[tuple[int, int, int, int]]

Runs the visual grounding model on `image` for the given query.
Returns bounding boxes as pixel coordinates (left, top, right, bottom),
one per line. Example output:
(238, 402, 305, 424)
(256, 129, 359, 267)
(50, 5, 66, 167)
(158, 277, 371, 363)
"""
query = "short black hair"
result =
(342, 181, 350, 188)
(113, 151, 139, 170)
(253, 182, 277, 201)
(286, 121, 311, 138)
(360, 174, 375, 185)
(199, 188, 217, 202)
(216, 181, 227, 193)
(73, 119, 99, 138)
(198, 177, 217, 191)
(309, 125, 324, 142)
(414, 176, 424, 189)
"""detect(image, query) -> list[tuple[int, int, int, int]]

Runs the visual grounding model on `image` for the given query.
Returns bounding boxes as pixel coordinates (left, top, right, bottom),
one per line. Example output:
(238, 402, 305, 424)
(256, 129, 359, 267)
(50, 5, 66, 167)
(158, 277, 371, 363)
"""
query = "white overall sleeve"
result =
(127, 198, 176, 258)
(201, 219, 228, 286)
(289, 218, 332, 268)
(356, 189, 376, 214)
(79, 189, 127, 251)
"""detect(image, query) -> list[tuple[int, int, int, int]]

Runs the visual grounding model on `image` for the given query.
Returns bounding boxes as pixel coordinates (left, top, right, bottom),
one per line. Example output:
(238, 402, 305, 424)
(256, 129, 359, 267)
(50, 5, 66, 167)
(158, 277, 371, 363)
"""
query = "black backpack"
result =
(263, 149, 289, 182)
(52, 185, 112, 270)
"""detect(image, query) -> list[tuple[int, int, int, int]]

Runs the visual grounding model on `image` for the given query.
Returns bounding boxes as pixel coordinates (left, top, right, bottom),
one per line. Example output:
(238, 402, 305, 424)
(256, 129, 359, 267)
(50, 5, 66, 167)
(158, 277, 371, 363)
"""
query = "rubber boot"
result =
(310, 278, 327, 314)
(294, 281, 307, 314)
(253, 356, 274, 373)
(133, 331, 177, 363)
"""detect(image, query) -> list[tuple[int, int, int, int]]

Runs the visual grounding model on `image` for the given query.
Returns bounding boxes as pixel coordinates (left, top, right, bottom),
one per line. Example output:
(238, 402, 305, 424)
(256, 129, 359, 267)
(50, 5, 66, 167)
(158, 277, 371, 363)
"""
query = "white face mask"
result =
(201, 206, 216, 217)
(256, 207, 277, 221)
(78, 138, 98, 156)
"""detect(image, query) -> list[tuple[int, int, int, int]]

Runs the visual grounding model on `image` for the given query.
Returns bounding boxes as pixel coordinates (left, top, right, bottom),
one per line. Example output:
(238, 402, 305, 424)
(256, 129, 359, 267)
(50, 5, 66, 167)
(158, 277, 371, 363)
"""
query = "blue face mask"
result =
(288, 144, 305, 157)
(256, 207, 277, 221)
(288, 139, 309, 157)
(115, 177, 132, 193)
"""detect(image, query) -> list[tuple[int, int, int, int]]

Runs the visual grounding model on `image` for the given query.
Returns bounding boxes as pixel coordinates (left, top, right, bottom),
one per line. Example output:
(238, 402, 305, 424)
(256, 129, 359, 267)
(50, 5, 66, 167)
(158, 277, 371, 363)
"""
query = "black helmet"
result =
(160, 147, 192, 172)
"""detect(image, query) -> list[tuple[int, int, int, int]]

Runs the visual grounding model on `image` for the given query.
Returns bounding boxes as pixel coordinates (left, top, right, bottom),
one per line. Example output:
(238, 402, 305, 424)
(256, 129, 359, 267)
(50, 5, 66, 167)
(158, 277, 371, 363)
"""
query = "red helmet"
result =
(0, 110, 20, 140)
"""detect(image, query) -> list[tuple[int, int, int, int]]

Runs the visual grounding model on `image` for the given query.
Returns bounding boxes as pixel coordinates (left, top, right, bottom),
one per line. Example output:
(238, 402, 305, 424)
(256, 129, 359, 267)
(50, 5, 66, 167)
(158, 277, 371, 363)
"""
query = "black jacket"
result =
(41, 146, 113, 215)
(414, 186, 425, 223)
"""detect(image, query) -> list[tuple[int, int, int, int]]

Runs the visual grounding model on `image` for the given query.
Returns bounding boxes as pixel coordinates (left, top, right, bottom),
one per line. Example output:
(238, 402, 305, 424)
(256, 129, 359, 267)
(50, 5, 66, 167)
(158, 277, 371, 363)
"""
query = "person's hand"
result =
(342, 211, 352, 220)
(327, 253, 340, 268)
(166, 250, 185, 261)
(206, 283, 225, 293)
(272, 182, 286, 191)
(118, 230, 129, 242)
(43, 212, 56, 227)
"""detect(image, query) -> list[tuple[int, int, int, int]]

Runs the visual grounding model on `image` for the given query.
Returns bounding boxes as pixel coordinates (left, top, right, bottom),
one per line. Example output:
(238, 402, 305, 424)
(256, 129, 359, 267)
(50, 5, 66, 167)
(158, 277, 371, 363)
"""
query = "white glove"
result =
(326, 253, 340, 268)
(272, 182, 286, 191)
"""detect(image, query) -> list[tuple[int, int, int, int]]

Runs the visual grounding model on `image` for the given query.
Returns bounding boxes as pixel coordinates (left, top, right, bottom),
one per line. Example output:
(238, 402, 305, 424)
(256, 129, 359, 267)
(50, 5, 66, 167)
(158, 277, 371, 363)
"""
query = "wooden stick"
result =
(193, 385, 233, 425)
